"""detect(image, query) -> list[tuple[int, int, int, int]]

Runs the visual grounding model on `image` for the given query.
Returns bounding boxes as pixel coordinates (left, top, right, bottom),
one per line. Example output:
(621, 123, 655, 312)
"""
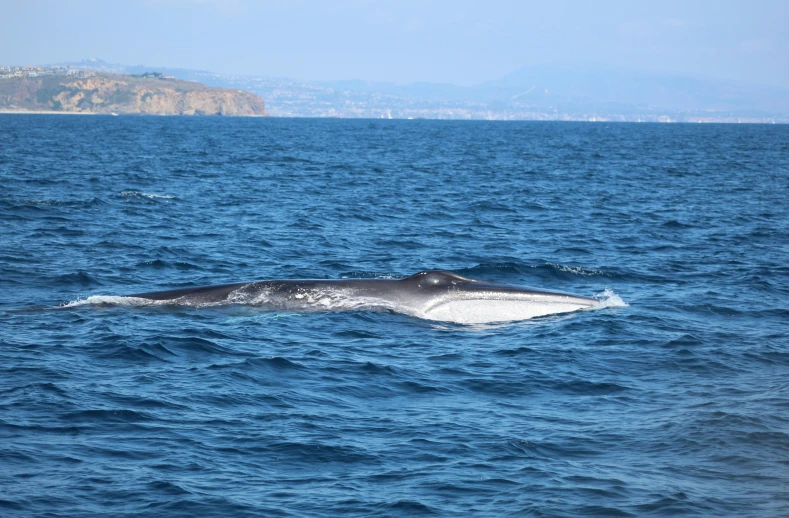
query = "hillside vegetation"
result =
(0, 73, 267, 116)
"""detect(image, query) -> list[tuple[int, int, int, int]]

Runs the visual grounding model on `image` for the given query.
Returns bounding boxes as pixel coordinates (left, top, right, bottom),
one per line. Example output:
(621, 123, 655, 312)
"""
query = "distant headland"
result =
(0, 66, 267, 116)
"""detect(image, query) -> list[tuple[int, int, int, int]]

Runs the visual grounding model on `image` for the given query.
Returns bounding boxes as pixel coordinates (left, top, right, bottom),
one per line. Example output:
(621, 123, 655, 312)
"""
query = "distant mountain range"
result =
(50, 59, 789, 122)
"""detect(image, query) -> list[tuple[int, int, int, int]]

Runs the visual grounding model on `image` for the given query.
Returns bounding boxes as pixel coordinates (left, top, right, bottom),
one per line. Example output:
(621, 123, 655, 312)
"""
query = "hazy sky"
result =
(2, 0, 787, 87)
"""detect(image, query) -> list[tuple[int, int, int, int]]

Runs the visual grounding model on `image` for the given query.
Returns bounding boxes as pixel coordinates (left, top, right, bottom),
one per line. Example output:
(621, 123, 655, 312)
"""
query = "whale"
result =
(125, 270, 598, 324)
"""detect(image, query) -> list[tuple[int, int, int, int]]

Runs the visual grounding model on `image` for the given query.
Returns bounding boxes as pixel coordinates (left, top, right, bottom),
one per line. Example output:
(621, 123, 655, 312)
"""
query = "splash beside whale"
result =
(122, 270, 600, 324)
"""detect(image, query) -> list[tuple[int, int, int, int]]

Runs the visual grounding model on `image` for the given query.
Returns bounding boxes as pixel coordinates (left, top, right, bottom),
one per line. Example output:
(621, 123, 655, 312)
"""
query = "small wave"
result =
(340, 271, 401, 280)
(1, 198, 56, 206)
(223, 313, 304, 323)
(55, 271, 102, 287)
(61, 295, 165, 308)
(120, 191, 177, 200)
(550, 263, 608, 276)
(1, 197, 105, 207)
(593, 289, 628, 308)
(662, 219, 695, 229)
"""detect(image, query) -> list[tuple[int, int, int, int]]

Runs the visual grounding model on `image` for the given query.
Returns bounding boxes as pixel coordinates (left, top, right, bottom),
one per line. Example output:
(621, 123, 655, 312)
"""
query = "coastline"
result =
(0, 110, 269, 117)
(0, 110, 783, 123)
(0, 109, 98, 115)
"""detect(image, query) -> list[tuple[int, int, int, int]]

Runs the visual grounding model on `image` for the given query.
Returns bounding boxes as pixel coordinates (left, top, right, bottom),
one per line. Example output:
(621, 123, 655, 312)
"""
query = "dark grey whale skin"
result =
(126, 270, 597, 309)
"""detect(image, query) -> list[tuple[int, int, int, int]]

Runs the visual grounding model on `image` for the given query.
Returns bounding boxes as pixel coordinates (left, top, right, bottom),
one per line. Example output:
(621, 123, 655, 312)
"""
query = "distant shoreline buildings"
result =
(0, 66, 95, 79)
(0, 67, 176, 82)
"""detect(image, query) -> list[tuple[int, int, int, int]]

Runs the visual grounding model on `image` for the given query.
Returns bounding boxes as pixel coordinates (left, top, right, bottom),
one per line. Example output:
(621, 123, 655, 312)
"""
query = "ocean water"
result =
(1, 115, 788, 517)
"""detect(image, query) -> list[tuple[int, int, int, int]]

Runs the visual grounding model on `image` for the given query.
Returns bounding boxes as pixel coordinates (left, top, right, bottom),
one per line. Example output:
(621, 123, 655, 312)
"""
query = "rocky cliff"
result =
(0, 73, 267, 116)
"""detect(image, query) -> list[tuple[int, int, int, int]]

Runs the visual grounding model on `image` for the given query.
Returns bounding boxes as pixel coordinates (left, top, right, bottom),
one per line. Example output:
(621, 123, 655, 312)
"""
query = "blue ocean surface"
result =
(1, 115, 788, 517)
